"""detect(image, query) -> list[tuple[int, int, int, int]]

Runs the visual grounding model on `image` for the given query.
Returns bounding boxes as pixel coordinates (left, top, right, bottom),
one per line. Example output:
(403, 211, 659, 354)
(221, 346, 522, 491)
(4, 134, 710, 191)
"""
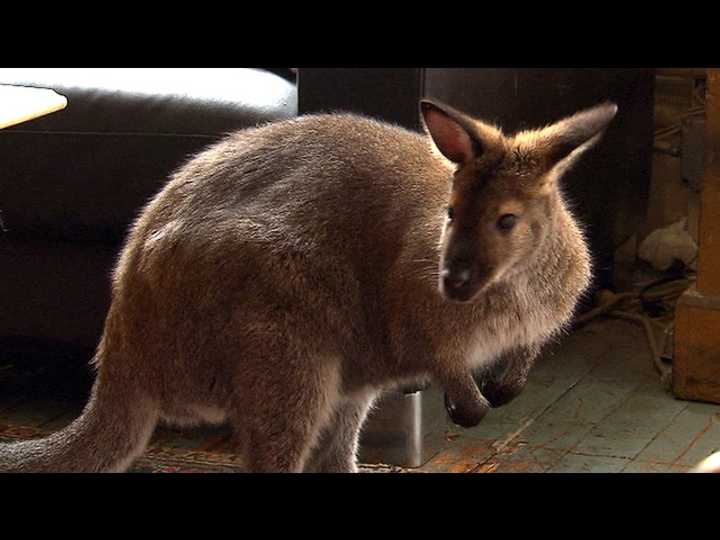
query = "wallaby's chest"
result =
(441, 278, 569, 370)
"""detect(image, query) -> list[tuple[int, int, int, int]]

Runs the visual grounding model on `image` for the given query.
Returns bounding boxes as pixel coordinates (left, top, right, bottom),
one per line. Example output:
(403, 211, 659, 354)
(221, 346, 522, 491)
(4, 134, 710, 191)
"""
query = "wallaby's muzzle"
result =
(440, 266, 472, 302)
(439, 262, 494, 303)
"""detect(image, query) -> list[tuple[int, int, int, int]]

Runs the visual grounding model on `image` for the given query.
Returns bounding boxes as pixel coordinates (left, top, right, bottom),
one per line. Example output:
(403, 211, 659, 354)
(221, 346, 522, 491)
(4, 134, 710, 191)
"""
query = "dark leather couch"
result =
(0, 68, 297, 350)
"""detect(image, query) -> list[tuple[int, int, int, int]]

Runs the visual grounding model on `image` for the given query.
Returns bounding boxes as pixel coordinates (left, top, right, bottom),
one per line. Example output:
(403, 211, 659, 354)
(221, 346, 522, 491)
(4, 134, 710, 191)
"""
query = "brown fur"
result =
(0, 99, 616, 472)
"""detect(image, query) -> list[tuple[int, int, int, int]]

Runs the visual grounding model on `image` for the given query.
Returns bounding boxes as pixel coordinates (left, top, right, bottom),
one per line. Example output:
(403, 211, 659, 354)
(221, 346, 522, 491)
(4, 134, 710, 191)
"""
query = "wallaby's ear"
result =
(540, 102, 618, 170)
(420, 99, 481, 165)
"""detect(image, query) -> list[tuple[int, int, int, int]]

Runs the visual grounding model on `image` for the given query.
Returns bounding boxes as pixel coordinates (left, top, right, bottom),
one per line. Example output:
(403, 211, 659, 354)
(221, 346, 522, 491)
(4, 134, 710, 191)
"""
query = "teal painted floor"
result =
(414, 318, 720, 473)
(1, 318, 719, 472)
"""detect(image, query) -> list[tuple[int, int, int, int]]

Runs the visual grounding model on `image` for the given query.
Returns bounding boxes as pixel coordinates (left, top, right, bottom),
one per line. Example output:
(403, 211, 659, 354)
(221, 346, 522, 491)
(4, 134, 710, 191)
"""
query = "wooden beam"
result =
(673, 69, 720, 404)
(697, 70, 720, 295)
(656, 68, 708, 80)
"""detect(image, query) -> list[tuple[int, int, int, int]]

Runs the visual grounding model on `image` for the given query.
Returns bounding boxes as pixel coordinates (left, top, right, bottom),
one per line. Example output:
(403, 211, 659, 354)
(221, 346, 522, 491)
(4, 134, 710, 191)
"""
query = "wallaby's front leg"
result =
(439, 370, 490, 428)
(305, 394, 376, 473)
(477, 346, 539, 408)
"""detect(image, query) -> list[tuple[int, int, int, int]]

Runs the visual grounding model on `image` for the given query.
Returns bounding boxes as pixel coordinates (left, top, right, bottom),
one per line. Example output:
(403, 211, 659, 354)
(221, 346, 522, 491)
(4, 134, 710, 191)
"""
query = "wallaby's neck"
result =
(529, 190, 577, 280)
(477, 189, 587, 315)
(518, 189, 591, 316)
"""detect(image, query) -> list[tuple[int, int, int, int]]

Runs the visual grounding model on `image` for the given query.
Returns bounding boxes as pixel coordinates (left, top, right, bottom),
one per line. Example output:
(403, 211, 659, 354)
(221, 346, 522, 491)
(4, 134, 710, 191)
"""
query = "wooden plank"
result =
(697, 69, 720, 294)
(548, 453, 630, 473)
(445, 418, 520, 442)
(477, 444, 561, 473)
(632, 401, 720, 466)
(673, 291, 720, 402)
(517, 420, 595, 451)
(531, 324, 611, 384)
(585, 343, 659, 384)
(538, 377, 639, 424)
(620, 460, 690, 473)
(575, 424, 664, 460)
(420, 439, 496, 473)
(478, 421, 595, 472)
(486, 378, 588, 425)
(672, 69, 720, 404)
(655, 68, 708, 80)
(599, 381, 688, 430)
(543, 381, 682, 460)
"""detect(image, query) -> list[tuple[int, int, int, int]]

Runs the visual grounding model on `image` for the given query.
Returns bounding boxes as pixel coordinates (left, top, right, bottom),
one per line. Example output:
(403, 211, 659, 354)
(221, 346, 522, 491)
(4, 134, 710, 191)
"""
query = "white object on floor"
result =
(692, 451, 720, 473)
(638, 218, 698, 272)
(0, 84, 67, 129)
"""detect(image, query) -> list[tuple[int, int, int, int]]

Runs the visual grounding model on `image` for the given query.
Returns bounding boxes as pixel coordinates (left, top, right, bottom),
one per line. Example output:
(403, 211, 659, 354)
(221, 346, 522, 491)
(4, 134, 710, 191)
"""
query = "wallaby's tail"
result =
(0, 377, 158, 473)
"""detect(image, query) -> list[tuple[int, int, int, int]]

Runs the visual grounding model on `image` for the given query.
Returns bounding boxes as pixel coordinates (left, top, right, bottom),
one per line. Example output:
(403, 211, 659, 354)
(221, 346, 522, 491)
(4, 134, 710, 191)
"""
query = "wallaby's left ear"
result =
(420, 99, 482, 165)
(541, 102, 618, 169)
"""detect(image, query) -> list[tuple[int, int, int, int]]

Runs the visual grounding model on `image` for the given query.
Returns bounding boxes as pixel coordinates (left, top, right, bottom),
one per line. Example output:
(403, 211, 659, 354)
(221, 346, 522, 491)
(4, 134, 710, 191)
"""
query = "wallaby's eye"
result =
(447, 206, 455, 222)
(497, 214, 517, 231)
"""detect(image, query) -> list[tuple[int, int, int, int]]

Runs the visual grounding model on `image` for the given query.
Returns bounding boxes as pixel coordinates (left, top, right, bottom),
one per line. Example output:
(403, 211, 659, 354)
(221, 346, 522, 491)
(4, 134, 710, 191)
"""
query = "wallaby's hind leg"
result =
(231, 355, 342, 473)
(304, 394, 376, 473)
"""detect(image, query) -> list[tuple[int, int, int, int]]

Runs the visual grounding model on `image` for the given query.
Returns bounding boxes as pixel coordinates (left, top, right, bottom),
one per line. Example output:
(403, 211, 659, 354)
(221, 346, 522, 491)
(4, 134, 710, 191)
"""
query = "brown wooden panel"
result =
(697, 69, 720, 295)
(673, 289, 720, 403)
(656, 68, 707, 79)
(673, 69, 720, 404)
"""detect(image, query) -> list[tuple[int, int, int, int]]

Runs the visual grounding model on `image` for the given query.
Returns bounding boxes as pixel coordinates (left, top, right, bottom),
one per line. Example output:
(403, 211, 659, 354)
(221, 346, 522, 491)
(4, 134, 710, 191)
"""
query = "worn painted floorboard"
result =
(417, 319, 720, 473)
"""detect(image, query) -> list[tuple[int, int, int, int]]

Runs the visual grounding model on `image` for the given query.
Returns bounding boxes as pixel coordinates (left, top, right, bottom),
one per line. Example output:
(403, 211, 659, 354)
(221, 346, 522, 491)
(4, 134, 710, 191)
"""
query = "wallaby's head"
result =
(420, 98, 618, 303)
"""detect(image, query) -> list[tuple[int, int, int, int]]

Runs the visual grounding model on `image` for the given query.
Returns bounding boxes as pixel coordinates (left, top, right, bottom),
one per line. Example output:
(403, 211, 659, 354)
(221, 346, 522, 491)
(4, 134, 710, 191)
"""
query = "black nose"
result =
(442, 268, 471, 291)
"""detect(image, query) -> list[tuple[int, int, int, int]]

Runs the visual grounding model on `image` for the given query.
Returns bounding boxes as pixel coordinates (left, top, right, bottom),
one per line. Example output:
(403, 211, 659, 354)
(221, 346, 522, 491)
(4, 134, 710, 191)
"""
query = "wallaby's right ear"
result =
(539, 102, 619, 169)
(420, 99, 482, 165)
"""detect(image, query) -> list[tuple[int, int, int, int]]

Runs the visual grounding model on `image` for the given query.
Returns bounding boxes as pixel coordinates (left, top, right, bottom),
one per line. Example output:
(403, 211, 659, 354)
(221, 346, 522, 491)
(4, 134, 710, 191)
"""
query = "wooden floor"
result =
(1, 318, 719, 473)
(414, 319, 720, 473)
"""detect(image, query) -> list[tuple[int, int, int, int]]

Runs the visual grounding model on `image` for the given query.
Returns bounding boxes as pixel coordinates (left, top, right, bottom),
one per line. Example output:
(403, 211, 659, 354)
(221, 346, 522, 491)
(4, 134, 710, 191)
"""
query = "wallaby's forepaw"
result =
(480, 380, 524, 408)
(444, 392, 490, 428)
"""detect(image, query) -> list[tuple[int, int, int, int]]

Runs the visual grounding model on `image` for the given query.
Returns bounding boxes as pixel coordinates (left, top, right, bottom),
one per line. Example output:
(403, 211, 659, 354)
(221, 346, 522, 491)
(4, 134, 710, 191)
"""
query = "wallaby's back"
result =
(114, 114, 455, 388)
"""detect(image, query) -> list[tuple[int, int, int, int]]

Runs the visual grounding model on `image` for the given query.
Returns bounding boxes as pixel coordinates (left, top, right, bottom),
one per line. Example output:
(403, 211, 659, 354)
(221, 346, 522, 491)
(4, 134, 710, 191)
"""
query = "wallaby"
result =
(0, 98, 616, 472)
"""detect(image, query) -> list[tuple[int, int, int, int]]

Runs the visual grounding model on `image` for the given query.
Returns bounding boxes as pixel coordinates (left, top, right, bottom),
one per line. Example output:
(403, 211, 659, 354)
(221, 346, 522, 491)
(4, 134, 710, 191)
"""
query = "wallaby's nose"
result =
(442, 267, 471, 292)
